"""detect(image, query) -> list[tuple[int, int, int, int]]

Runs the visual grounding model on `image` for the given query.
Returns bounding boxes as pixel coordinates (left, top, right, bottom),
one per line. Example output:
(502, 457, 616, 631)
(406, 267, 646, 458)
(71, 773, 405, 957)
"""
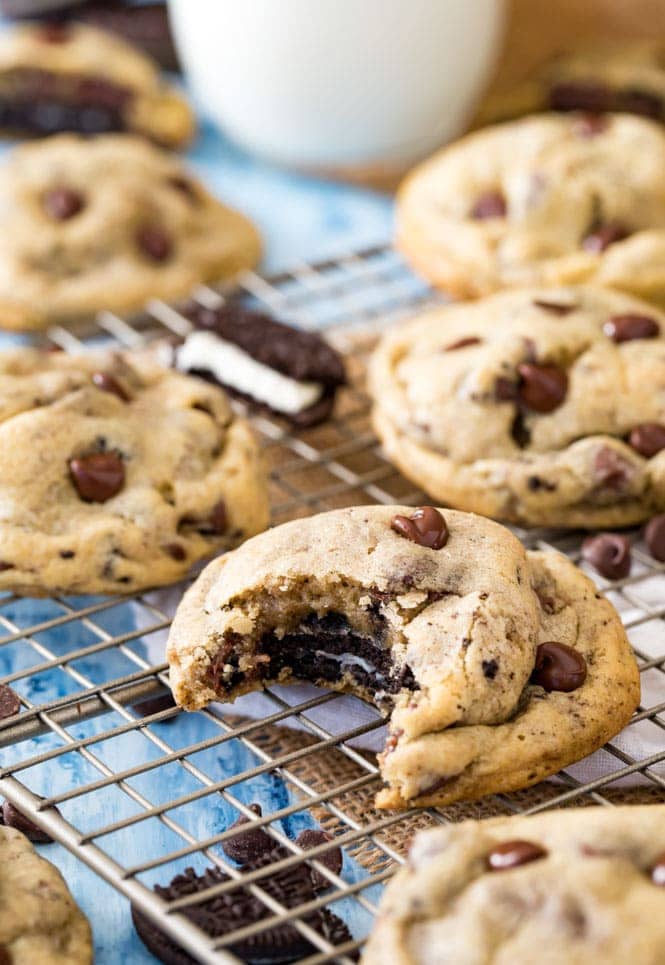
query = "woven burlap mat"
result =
(248, 718, 663, 876)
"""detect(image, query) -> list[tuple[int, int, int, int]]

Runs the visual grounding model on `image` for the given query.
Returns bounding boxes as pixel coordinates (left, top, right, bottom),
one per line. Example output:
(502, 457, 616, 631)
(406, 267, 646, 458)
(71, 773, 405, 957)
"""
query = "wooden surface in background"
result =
(494, 0, 665, 89)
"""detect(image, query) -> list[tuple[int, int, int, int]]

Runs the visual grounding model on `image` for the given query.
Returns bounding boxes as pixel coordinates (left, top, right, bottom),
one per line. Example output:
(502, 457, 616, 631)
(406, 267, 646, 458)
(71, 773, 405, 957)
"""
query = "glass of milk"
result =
(168, 0, 505, 174)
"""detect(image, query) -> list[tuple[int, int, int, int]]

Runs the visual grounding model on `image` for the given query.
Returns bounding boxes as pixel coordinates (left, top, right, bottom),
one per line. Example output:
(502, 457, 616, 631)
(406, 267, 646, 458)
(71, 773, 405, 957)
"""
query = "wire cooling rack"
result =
(0, 244, 664, 965)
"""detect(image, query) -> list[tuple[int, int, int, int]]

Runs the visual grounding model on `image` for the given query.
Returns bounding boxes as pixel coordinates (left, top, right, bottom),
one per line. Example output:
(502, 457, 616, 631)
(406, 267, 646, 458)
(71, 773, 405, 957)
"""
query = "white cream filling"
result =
(315, 650, 376, 674)
(176, 330, 324, 415)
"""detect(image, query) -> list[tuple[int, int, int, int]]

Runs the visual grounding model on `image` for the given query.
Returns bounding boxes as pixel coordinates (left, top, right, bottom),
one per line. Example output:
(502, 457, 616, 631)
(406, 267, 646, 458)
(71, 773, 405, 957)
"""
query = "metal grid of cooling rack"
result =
(0, 243, 664, 965)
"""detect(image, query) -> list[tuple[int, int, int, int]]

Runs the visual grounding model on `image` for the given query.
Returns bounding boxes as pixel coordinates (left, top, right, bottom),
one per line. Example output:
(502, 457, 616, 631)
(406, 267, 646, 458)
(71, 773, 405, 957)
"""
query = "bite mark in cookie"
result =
(167, 506, 639, 808)
(174, 303, 346, 427)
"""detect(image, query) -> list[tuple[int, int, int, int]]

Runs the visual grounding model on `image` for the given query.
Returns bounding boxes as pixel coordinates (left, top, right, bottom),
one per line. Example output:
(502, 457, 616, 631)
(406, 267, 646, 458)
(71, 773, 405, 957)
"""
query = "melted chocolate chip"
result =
(210, 499, 228, 535)
(168, 176, 198, 202)
(593, 447, 635, 491)
(295, 829, 343, 891)
(38, 22, 71, 44)
(482, 658, 498, 679)
(571, 113, 610, 137)
(69, 452, 125, 502)
(510, 411, 531, 448)
(629, 423, 665, 458)
(527, 475, 557, 492)
(652, 851, 665, 886)
(487, 839, 547, 871)
(470, 190, 506, 219)
(136, 225, 172, 262)
(531, 642, 587, 692)
(603, 314, 660, 343)
(1, 800, 53, 843)
(165, 542, 187, 562)
(495, 377, 518, 402)
(59, 549, 75, 559)
(390, 507, 449, 550)
(222, 804, 273, 864)
(92, 371, 129, 401)
(0, 945, 11, 965)
(43, 186, 84, 221)
(582, 533, 632, 579)
(517, 363, 568, 413)
(0, 561, 13, 571)
(582, 221, 630, 253)
(532, 298, 576, 316)
(445, 337, 483, 351)
(644, 514, 665, 562)
(0, 684, 20, 719)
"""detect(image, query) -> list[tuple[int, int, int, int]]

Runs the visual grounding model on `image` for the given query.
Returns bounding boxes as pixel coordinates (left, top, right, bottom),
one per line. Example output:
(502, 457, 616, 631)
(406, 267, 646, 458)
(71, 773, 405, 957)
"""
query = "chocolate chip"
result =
(629, 423, 665, 458)
(210, 499, 228, 535)
(644, 514, 665, 562)
(527, 475, 556, 492)
(603, 314, 660, 343)
(487, 839, 547, 871)
(510, 411, 531, 448)
(571, 113, 610, 137)
(0, 944, 11, 965)
(532, 299, 575, 316)
(222, 804, 273, 864)
(482, 658, 498, 679)
(582, 222, 630, 253)
(1, 800, 53, 843)
(445, 337, 483, 351)
(470, 190, 506, 219)
(495, 378, 518, 401)
(69, 452, 125, 502)
(0, 561, 13, 571)
(531, 642, 587, 692)
(165, 542, 187, 561)
(92, 372, 129, 401)
(652, 852, 665, 886)
(59, 549, 75, 559)
(169, 176, 198, 202)
(0, 684, 20, 719)
(38, 22, 70, 44)
(582, 533, 632, 579)
(295, 829, 343, 891)
(517, 363, 568, 413)
(43, 187, 84, 221)
(390, 507, 449, 550)
(593, 447, 635, 491)
(136, 225, 172, 262)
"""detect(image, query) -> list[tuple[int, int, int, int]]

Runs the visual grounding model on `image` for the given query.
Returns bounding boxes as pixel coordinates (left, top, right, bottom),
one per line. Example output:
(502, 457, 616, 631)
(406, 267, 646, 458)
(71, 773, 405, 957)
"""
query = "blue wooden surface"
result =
(0, 114, 393, 962)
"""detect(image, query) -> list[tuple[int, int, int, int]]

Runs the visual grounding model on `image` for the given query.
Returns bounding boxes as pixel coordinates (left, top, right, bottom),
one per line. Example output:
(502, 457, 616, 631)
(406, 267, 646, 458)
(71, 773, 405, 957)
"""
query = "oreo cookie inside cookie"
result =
(132, 852, 353, 965)
(175, 304, 347, 427)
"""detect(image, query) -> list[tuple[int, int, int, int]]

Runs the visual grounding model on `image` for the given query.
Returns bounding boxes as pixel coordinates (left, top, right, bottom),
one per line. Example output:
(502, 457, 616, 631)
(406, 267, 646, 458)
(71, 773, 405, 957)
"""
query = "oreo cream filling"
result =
(177, 330, 324, 415)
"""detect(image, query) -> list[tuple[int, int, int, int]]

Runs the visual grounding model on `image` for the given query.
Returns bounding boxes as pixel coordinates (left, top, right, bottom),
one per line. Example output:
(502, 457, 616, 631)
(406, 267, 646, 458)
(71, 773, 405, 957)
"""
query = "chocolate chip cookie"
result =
(0, 134, 261, 331)
(0, 823, 93, 963)
(396, 112, 665, 303)
(475, 42, 665, 128)
(370, 286, 665, 528)
(0, 20, 192, 145)
(362, 804, 665, 965)
(0, 346, 269, 595)
(167, 505, 639, 808)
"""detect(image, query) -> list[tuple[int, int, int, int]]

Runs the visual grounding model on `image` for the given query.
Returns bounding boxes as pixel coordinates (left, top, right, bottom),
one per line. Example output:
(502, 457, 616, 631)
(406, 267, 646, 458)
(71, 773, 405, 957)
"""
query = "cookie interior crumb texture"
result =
(0, 824, 93, 963)
(369, 285, 665, 528)
(397, 112, 665, 304)
(0, 346, 270, 595)
(167, 506, 640, 809)
(361, 804, 665, 965)
(0, 134, 262, 331)
(0, 20, 193, 146)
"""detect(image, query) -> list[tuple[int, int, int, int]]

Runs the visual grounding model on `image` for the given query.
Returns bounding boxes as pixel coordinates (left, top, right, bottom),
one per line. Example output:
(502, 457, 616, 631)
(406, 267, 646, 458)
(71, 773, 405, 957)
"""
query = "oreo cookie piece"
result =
(132, 852, 353, 965)
(175, 304, 347, 428)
